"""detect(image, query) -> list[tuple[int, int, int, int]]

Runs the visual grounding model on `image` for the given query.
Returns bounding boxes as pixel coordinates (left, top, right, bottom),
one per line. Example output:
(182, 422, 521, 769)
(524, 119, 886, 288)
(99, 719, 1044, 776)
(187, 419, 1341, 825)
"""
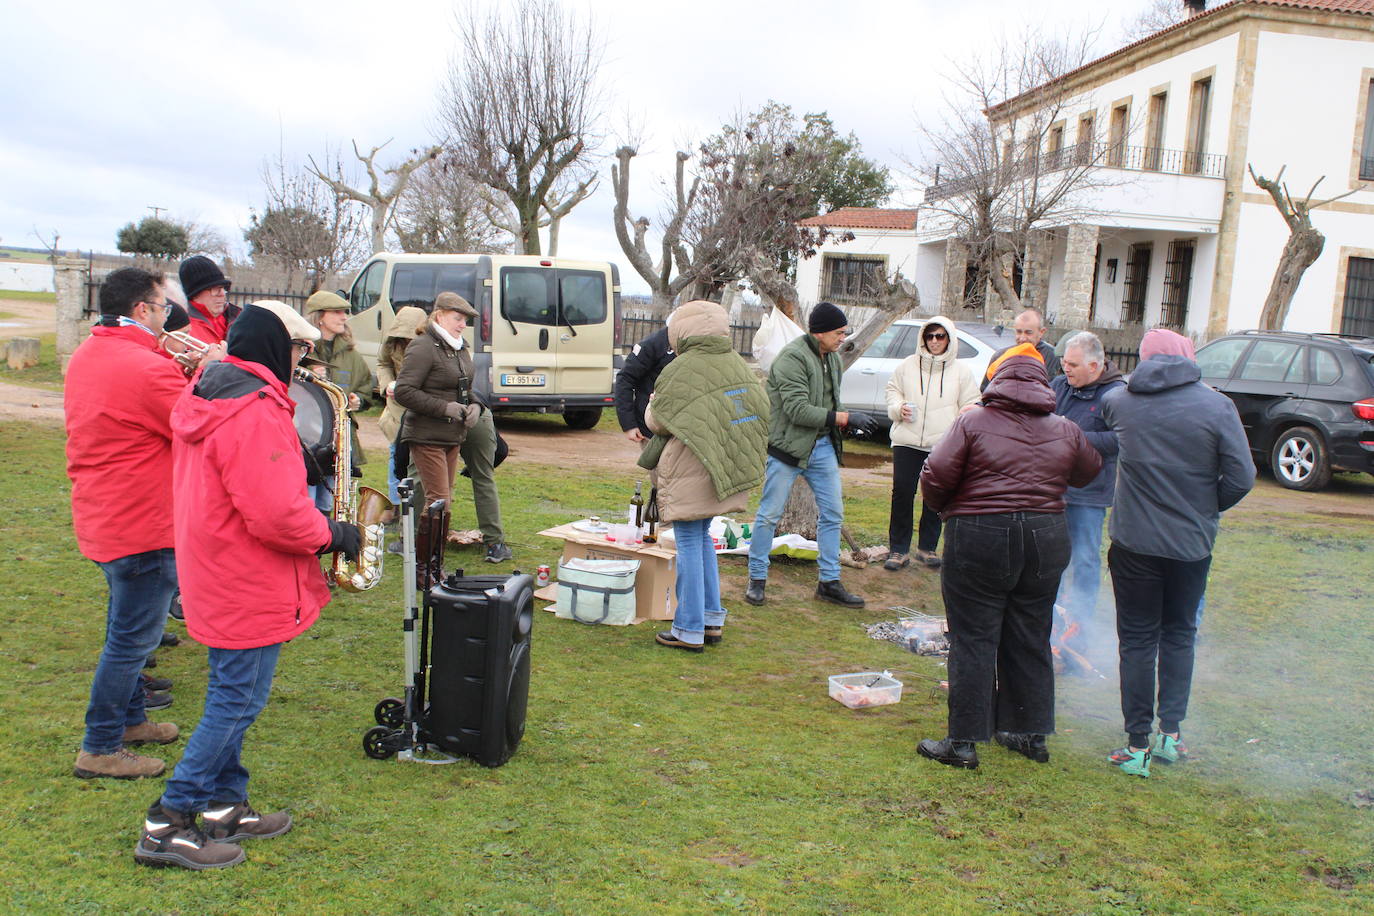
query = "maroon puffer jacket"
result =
(920, 356, 1102, 517)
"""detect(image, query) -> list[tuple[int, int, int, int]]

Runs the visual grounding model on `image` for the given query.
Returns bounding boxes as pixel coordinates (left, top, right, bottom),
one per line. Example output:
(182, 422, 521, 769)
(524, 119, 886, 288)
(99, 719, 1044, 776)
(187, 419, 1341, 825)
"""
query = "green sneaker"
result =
(1152, 733, 1187, 764)
(1108, 746, 1151, 777)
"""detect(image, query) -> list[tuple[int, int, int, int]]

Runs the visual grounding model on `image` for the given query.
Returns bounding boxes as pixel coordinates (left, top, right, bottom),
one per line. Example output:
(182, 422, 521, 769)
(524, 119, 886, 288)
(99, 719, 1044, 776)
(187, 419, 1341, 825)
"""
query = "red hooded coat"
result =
(64, 325, 188, 562)
(170, 355, 332, 649)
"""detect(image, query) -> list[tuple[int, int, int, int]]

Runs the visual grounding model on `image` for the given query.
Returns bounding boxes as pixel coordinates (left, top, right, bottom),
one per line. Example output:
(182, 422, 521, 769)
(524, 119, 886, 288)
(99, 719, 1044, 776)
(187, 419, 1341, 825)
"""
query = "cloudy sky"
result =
(2, 0, 1163, 294)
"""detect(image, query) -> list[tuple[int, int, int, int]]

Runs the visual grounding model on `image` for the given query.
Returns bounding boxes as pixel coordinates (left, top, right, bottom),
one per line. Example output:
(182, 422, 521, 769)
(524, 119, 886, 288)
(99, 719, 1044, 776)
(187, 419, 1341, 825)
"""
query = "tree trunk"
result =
(548, 215, 561, 256)
(1258, 227, 1324, 330)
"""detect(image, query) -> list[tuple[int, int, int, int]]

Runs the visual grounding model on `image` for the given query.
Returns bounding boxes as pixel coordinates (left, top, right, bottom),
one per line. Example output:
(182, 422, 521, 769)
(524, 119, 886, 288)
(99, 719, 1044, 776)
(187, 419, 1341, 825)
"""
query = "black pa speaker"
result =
(426, 572, 534, 767)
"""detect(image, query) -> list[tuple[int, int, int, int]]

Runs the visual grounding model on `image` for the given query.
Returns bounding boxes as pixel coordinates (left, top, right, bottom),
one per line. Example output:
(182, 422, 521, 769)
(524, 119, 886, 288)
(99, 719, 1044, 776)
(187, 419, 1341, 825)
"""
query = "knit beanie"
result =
(1139, 328, 1196, 361)
(163, 303, 191, 333)
(985, 341, 1046, 381)
(808, 301, 847, 334)
(178, 255, 231, 302)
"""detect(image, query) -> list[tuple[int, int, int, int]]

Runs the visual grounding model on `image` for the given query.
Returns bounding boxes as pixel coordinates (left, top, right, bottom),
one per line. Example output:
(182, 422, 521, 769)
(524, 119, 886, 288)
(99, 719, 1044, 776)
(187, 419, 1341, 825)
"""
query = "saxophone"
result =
(294, 368, 392, 591)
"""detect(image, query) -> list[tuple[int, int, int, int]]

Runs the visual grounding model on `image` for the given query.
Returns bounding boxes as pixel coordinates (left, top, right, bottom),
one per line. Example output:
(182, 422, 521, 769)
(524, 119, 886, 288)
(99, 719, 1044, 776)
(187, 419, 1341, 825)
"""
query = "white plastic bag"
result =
(752, 307, 805, 373)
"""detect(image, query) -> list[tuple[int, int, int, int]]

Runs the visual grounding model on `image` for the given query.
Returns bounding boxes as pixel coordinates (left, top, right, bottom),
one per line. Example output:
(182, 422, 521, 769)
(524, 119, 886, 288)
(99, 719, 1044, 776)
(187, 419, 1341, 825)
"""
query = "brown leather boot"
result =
(123, 720, 180, 746)
(74, 748, 166, 780)
(134, 802, 245, 870)
(202, 800, 292, 842)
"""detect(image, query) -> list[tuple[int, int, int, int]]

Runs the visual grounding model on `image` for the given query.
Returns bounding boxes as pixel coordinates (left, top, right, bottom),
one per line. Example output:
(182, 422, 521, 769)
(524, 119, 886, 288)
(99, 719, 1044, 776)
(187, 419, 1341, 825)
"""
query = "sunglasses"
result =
(924, 331, 948, 341)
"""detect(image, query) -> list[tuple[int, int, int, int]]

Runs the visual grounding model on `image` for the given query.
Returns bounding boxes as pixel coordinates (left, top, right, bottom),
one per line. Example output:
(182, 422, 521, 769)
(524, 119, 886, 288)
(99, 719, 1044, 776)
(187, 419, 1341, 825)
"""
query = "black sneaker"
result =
(134, 802, 245, 870)
(654, 631, 704, 653)
(141, 673, 173, 692)
(202, 800, 292, 842)
(994, 731, 1049, 763)
(815, 580, 864, 608)
(744, 579, 766, 606)
(144, 689, 172, 711)
(484, 542, 513, 564)
(917, 737, 979, 769)
(160, 631, 180, 647)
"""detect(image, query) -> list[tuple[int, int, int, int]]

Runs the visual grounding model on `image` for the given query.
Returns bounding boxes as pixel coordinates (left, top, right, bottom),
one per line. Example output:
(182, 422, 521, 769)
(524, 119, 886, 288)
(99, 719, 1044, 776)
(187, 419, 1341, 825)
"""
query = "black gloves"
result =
(320, 519, 362, 562)
(845, 410, 877, 438)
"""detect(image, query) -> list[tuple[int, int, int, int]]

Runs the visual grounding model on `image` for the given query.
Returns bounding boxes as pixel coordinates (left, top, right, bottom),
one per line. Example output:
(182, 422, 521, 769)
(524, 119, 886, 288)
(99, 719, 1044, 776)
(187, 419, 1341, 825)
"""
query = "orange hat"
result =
(985, 342, 1045, 381)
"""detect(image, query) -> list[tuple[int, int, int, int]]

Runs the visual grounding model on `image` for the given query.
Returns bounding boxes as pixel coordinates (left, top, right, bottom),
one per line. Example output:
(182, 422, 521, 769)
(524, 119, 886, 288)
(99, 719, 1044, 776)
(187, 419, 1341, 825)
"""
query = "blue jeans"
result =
(1056, 505, 1107, 637)
(749, 439, 844, 582)
(159, 643, 282, 812)
(84, 549, 177, 754)
(310, 476, 336, 514)
(670, 518, 726, 645)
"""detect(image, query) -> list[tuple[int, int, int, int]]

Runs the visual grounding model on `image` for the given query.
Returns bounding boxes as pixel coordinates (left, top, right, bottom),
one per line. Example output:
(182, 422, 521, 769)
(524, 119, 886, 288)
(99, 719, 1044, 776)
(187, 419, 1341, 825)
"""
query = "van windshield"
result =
(390, 263, 477, 313)
(500, 267, 607, 326)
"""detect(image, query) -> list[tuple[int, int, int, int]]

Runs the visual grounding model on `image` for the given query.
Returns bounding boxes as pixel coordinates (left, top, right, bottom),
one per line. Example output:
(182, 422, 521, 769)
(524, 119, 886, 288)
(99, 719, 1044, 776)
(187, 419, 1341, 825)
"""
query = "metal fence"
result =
(83, 279, 312, 318)
(1104, 347, 1140, 373)
(622, 317, 761, 357)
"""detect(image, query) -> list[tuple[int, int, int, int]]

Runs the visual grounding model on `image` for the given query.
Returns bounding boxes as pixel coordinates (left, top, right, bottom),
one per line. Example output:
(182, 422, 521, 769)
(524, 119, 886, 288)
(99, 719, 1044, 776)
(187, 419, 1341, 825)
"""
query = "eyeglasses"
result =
(923, 331, 948, 341)
(140, 300, 169, 312)
(291, 340, 315, 355)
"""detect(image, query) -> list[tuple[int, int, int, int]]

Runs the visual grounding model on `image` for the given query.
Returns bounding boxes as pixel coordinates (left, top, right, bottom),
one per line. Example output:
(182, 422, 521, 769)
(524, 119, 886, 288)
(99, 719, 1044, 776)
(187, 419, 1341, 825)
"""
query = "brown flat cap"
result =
(434, 291, 477, 318)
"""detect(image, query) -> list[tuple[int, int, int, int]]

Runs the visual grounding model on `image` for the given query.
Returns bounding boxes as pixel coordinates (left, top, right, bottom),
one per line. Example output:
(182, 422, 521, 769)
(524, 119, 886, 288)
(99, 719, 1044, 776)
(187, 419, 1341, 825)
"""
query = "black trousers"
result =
(888, 446, 943, 555)
(940, 512, 1069, 741)
(1108, 542, 1211, 747)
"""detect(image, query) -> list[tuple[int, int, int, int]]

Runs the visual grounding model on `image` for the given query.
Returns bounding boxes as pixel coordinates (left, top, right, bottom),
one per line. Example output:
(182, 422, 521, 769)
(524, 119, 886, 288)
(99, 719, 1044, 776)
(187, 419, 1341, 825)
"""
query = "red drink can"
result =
(535, 565, 551, 588)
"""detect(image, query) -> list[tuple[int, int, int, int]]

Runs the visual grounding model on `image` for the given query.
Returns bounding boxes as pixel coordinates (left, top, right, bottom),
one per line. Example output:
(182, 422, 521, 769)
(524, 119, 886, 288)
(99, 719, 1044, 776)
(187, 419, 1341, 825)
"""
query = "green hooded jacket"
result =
(765, 333, 843, 468)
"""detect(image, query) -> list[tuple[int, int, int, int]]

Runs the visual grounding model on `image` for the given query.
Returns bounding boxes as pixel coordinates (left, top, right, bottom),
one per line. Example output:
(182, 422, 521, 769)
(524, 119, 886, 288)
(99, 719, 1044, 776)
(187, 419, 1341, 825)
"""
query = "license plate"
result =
(501, 373, 546, 386)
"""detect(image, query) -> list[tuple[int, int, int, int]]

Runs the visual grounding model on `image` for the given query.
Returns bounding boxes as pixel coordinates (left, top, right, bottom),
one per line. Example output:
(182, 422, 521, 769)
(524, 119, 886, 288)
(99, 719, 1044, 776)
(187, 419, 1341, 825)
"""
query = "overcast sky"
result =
(1, 0, 1162, 295)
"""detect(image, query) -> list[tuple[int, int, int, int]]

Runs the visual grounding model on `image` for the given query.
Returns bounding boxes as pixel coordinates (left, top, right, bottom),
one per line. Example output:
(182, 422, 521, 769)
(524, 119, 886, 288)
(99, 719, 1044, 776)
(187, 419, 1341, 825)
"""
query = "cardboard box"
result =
(536, 523, 677, 623)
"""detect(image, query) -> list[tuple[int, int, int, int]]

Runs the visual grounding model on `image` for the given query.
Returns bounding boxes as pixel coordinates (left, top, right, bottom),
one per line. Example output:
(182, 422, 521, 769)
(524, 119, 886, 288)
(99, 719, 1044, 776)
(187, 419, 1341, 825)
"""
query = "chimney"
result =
(1183, 0, 1207, 15)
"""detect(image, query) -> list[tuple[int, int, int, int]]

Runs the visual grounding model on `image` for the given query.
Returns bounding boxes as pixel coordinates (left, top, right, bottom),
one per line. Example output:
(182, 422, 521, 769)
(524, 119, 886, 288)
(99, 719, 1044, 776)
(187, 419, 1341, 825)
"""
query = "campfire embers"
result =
(1051, 603, 1104, 678)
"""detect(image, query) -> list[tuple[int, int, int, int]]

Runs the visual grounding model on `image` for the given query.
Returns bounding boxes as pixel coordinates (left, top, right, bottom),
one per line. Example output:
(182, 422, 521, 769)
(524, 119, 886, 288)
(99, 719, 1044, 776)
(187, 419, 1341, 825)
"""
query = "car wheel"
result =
(1270, 425, 1332, 491)
(562, 407, 602, 430)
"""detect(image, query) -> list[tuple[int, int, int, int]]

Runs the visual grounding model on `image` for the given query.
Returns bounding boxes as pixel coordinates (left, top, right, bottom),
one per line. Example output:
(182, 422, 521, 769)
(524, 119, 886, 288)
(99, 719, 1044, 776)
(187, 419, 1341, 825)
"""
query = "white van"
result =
(346, 253, 623, 429)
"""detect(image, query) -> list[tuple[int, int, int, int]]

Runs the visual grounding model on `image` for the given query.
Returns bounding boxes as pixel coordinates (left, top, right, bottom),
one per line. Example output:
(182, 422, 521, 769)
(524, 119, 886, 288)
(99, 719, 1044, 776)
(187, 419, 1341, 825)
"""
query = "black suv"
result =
(1195, 330, 1374, 490)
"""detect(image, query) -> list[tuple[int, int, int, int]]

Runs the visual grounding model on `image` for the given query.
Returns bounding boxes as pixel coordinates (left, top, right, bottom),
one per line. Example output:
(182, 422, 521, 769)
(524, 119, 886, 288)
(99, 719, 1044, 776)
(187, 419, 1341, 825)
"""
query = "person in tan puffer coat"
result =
(882, 316, 980, 570)
(376, 306, 428, 503)
(640, 300, 767, 652)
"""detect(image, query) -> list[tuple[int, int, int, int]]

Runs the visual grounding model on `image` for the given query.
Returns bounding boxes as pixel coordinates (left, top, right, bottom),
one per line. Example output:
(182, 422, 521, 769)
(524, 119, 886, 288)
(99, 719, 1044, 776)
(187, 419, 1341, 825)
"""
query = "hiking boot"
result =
(815, 579, 864, 608)
(74, 748, 166, 780)
(142, 673, 173, 692)
(484, 542, 513, 564)
(744, 578, 766, 606)
(160, 631, 180, 647)
(704, 626, 723, 646)
(1108, 746, 1151, 777)
(202, 800, 293, 842)
(168, 592, 184, 621)
(917, 737, 979, 769)
(883, 552, 909, 571)
(654, 631, 704, 653)
(1152, 732, 1188, 764)
(995, 731, 1049, 763)
(135, 802, 245, 870)
(143, 689, 172, 711)
(124, 720, 180, 746)
(915, 549, 942, 569)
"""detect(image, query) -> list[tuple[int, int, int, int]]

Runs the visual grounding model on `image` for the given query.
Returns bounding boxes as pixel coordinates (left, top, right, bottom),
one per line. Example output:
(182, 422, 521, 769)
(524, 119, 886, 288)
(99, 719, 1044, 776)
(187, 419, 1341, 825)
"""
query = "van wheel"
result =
(562, 408, 602, 430)
(1270, 426, 1331, 491)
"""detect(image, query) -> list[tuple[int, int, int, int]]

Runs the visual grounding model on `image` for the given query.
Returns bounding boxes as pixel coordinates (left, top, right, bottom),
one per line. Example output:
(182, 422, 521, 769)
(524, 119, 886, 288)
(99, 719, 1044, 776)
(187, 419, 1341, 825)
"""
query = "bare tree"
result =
(393, 159, 511, 254)
(308, 139, 440, 253)
(31, 226, 62, 262)
(1120, 0, 1190, 43)
(917, 30, 1114, 320)
(440, 0, 605, 256)
(177, 219, 233, 260)
(247, 146, 368, 292)
(1247, 164, 1364, 330)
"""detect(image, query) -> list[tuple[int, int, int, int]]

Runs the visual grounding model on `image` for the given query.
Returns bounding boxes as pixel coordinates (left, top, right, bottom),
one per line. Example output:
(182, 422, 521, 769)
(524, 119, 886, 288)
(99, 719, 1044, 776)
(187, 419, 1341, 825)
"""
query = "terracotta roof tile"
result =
(796, 207, 919, 230)
(992, 0, 1374, 116)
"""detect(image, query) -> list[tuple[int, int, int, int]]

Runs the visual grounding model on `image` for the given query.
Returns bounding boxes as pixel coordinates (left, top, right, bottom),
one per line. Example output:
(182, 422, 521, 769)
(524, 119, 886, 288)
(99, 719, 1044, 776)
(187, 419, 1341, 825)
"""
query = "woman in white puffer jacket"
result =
(882, 315, 981, 569)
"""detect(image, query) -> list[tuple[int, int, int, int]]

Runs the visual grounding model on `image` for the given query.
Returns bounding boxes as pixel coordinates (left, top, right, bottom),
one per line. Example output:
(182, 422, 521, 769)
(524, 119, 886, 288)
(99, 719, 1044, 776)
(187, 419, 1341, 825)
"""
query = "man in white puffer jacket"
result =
(882, 316, 981, 569)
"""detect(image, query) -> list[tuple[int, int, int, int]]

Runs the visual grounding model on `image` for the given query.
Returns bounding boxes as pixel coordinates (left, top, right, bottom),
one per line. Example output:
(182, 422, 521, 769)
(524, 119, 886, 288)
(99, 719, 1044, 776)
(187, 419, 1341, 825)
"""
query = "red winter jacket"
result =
(921, 357, 1102, 517)
(186, 302, 241, 346)
(171, 355, 332, 649)
(64, 325, 189, 562)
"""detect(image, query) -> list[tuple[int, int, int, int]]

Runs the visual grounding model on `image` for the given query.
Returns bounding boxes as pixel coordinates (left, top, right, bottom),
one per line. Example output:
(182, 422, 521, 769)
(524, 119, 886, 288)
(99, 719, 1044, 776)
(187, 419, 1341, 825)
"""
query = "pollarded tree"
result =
(440, 0, 605, 256)
(308, 139, 441, 254)
(116, 218, 189, 260)
(393, 159, 511, 254)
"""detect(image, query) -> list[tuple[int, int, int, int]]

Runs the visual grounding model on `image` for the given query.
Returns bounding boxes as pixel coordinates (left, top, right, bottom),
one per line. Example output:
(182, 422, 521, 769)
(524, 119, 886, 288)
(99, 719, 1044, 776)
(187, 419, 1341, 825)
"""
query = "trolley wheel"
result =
(363, 726, 398, 760)
(374, 697, 405, 728)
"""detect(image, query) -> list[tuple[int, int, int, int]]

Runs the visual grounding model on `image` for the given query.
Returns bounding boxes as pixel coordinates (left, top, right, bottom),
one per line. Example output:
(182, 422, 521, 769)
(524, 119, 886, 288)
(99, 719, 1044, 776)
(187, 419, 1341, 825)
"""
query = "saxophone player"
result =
(134, 301, 360, 871)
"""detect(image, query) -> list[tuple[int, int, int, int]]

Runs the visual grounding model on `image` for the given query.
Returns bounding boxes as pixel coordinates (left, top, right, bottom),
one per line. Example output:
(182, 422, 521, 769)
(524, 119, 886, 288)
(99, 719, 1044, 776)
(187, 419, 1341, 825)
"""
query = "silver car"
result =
(840, 319, 1012, 424)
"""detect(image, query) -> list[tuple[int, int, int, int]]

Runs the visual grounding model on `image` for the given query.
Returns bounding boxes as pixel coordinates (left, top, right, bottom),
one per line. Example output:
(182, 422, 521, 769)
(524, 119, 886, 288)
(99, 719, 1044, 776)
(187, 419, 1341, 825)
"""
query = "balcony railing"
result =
(1361, 156, 1374, 181)
(925, 142, 1228, 202)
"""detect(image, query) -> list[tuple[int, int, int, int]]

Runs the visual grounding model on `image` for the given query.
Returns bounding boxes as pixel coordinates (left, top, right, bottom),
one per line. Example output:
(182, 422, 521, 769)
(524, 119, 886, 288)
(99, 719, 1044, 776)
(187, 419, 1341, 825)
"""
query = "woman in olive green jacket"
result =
(304, 290, 375, 512)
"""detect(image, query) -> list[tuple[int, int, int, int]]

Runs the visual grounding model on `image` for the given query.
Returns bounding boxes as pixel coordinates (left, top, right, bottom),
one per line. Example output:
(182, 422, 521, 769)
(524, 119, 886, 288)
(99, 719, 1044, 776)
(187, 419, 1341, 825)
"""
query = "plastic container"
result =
(828, 671, 903, 709)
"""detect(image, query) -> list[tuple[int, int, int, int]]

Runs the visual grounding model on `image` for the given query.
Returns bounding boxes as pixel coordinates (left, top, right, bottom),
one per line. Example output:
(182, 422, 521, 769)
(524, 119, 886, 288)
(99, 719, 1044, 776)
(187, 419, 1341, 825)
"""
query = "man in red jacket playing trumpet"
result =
(66, 268, 190, 781)
(133, 301, 360, 870)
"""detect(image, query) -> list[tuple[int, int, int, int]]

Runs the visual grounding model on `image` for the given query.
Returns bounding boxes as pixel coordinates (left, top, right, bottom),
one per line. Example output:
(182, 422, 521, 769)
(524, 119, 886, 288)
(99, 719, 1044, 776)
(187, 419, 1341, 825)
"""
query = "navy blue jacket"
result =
(614, 328, 675, 437)
(1051, 362, 1124, 508)
(1101, 356, 1254, 561)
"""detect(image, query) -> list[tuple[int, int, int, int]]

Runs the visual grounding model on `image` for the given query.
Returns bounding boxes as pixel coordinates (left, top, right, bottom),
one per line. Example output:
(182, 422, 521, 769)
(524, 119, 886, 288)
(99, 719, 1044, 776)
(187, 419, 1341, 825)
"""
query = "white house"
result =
(915, 0, 1374, 338)
(792, 207, 921, 313)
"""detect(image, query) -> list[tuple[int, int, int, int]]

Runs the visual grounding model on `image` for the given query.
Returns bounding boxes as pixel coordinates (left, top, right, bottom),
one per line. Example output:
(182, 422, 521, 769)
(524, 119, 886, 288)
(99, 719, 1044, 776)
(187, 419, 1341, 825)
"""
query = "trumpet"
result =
(159, 329, 211, 370)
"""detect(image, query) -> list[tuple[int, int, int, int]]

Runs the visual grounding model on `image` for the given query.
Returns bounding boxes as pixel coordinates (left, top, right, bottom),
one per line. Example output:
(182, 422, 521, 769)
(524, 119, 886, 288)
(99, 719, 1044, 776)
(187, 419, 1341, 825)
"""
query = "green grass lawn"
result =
(1, 420, 1371, 913)
(0, 287, 58, 300)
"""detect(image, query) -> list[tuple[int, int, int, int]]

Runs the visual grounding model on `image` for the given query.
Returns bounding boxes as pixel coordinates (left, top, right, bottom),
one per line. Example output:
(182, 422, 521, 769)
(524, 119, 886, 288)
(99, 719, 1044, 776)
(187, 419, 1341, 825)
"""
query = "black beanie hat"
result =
(808, 301, 847, 334)
(163, 303, 191, 333)
(179, 255, 231, 302)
